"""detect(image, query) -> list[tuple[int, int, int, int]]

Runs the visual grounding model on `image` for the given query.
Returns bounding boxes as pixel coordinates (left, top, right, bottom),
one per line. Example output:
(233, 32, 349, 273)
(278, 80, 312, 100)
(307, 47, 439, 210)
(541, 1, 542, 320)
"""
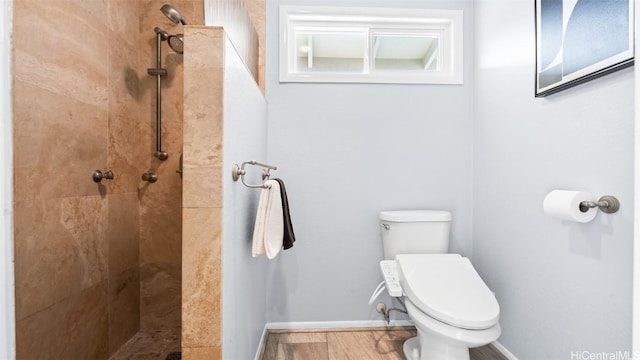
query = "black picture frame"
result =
(535, 0, 634, 97)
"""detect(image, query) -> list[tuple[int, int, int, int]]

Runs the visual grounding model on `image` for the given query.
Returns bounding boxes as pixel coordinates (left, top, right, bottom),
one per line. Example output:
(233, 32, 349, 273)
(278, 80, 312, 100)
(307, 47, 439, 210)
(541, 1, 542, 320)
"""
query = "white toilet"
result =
(379, 210, 501, 360)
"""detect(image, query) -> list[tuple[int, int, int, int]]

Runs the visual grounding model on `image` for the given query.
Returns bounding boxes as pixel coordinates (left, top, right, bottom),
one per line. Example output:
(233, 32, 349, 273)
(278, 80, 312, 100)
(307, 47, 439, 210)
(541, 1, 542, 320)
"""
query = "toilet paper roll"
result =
(543, 190, 598, 223)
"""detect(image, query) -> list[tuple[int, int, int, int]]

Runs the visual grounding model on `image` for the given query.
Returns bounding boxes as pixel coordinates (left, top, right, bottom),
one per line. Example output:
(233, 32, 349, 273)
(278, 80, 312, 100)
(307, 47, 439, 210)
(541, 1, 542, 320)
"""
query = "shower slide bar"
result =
(146, 4, 187, 161)
(148, 28, 169, 161)
(231, 160, 277, 189)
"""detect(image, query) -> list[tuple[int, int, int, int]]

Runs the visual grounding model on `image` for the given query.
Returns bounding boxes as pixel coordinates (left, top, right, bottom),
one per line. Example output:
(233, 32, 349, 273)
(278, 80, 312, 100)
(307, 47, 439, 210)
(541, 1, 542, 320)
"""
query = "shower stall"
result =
(12, 0, 265, 357)
(11, 0, 203, 358)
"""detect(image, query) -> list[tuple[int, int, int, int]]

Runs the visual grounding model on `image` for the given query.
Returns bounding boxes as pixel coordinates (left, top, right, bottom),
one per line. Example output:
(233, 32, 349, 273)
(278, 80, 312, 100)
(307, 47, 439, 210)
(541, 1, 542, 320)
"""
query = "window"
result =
(279, 6, 463, 84)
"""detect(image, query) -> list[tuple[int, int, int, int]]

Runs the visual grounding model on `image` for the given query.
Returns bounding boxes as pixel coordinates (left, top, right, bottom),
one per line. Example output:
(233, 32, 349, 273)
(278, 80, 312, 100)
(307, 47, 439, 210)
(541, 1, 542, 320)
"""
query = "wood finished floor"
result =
(260, 327, 508, 360)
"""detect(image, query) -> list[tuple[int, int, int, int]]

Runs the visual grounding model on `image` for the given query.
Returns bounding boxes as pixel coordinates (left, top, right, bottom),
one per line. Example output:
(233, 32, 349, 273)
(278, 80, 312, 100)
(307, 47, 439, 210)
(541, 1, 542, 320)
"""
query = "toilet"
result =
(379, 210, 501, 360)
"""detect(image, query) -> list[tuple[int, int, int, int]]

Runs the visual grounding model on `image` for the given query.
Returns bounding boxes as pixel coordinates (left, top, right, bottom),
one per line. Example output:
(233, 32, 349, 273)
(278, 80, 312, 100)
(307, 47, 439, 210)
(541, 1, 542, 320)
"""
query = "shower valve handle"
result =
(142, 173, 158, 183)
(92, 170, 114, 183)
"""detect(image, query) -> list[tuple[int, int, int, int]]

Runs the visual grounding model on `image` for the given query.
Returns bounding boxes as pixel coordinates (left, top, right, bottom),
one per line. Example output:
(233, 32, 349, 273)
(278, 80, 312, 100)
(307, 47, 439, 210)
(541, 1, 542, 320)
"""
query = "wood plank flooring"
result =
(260, 327, 508, 360)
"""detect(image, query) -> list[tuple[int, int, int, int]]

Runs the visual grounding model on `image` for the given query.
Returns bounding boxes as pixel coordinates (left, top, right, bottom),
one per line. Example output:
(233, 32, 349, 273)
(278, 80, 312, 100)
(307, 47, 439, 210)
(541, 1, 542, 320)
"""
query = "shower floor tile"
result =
(108, 329, 180, 360)
(260, 327, 508, 360)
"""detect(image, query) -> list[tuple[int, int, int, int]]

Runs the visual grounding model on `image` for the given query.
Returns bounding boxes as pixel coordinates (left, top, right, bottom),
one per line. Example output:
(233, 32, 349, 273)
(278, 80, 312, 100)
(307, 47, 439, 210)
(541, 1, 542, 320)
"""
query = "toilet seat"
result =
(396, 254, 500, 330)
(405, 299, 502, 348)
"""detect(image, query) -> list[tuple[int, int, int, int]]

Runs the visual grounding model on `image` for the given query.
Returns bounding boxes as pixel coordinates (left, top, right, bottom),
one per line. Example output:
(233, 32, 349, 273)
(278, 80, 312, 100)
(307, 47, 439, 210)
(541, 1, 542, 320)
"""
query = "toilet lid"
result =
(396, 254, 500, 330)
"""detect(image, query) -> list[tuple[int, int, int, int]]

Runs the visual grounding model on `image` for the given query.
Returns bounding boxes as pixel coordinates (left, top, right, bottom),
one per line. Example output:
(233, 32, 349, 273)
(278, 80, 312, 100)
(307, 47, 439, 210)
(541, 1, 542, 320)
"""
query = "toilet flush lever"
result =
(381, 223, 390, 230)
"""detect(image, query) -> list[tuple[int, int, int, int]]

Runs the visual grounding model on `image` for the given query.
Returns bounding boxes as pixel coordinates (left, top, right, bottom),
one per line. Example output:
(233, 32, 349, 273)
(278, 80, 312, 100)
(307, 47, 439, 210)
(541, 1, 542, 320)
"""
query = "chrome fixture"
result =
(161, 4, 188, 25)
(145, 4, 187, 161)
(142, 173, 158, 183)
(160, 4, 185, 54)
(167, 34, 184, 54)
(92, 169, 114, 183)
(579, 195, 620, 214)
(231, 160, 277, 189)
(147, 27, 175, 161)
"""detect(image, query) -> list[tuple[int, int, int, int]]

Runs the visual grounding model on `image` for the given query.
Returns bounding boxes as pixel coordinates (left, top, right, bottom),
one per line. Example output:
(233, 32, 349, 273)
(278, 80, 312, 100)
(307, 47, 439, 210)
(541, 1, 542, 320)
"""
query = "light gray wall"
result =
(1, 0, 14, 358)
(222, 36, 269, 360)
(473, 1, 633, 359)
(635, 3, 640, 354)
(265, 0, 474, 323)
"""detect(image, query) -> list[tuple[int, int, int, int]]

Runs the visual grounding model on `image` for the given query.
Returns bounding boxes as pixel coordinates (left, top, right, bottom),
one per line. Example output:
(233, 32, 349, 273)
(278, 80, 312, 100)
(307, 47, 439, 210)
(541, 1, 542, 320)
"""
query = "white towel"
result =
(252, 180, 284, 259)
(252, 185, 270, 257)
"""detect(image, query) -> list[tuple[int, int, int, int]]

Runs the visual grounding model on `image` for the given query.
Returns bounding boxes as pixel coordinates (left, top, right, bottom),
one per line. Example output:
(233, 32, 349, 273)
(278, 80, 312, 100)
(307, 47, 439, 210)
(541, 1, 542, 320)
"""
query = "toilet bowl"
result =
(379, 210, 501, 360)
(396, 254, 500, 360)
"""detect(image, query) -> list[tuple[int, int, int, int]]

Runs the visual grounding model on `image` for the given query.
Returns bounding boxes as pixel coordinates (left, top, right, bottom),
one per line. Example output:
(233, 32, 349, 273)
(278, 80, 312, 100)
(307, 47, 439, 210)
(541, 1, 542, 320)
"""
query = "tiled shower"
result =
(11, 0, 203, 357)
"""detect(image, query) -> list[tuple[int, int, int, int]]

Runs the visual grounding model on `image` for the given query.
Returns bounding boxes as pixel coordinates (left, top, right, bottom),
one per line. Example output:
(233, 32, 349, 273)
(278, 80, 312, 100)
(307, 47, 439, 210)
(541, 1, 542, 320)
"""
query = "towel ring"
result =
(232, 160, 277, 189)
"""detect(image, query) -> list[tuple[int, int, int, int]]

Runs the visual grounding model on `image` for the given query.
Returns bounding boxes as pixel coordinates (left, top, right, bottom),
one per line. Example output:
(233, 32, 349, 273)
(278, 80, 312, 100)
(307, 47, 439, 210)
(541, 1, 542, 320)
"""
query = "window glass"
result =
(279, 6, 463, 84)
(373, 33, 441, 71)
(295, 29, 367, 73)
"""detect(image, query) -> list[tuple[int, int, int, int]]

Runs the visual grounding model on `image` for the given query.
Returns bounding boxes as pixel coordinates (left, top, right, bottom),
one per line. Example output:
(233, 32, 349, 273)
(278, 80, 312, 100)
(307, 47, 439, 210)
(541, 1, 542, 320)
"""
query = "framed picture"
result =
(535, 0, 634, 97)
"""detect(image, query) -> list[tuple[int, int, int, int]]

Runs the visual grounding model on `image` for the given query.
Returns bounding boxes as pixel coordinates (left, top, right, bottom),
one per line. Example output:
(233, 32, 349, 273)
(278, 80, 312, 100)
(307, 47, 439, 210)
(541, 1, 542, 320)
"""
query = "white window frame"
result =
(279, 6, 463, 84)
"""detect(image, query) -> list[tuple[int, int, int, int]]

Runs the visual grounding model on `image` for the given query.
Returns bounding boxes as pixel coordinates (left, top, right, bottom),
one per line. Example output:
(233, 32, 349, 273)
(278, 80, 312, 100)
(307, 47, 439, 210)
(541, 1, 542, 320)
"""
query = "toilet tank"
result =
(380, 210, 452, 260)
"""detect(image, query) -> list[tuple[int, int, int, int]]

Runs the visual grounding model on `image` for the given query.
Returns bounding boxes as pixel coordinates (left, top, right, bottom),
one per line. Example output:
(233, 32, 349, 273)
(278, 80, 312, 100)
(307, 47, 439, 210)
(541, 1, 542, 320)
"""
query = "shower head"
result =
(167, 34, 184, 54)
(154, 27, 169, 41)
(161, 4, 188, 25)
(153, 27, 183, 54)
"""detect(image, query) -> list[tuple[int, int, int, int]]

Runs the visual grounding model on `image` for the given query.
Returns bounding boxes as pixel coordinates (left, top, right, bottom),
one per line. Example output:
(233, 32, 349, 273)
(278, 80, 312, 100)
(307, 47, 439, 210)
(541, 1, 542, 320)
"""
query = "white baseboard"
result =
(265, 319, 414, 330)
(492, 340, 519, 360)
(254, 325, 270, 360)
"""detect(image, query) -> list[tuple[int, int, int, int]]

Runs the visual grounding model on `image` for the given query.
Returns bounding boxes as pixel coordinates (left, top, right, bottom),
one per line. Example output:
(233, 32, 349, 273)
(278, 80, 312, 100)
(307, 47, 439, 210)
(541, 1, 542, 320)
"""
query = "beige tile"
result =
(108, 0, 144, 43)
(108, 267, 140, 356)
(107, 30, 148, 194)
(108, 330, 181, 360)
(245, 0, 265, 91)
(182, 207, 223, 348)
(183, 27, 224, 169)
(182, 346, 222, 360)
(12, 81, 109, 201)
(140, 262, 181, 331)
(139, 190, 182, 266)
(12, 0, 109, 109)
(182, 165, 224, 208)
(182, 109, 224, 168)
(16, 281, 109, 360)
(12, 0, 205, 358)
(184, 26, 224, 70)
(108, 192, 139, 276)
(14, 196, 108, 320)
(195, 5, 258, 82)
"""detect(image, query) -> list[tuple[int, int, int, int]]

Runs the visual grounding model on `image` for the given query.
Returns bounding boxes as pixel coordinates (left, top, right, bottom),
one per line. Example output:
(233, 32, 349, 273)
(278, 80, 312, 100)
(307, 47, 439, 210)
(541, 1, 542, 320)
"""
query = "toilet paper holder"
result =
(579, 195, 620, 214)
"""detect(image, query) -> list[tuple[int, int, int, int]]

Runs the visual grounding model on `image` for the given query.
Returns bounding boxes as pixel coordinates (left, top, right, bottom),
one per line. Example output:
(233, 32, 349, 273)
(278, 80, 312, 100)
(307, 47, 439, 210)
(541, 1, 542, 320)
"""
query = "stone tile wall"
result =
(182, 26, 225, 360)
(182, 23, 266, 360)
(12, 0, 201, 358)
(205, 0, 262, 90)
(12, 0, 261, 358)
(138, 0, 203, 334)
(12, 0, 138, 357)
